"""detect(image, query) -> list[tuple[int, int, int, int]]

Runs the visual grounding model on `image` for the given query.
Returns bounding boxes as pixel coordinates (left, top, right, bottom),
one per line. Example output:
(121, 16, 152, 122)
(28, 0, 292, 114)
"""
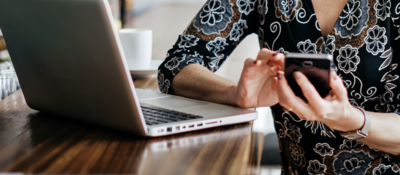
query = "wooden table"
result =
(0, 4, 264, 175)
(0, 79, 263, 174)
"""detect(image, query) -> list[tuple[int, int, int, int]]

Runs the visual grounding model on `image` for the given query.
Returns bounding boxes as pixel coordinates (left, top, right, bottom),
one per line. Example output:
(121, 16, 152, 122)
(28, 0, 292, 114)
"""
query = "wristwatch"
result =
(340, 107, 371, 140)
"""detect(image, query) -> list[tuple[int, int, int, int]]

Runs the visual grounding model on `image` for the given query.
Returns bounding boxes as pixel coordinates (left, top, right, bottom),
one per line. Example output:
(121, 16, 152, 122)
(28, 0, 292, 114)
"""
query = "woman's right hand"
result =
(233, 48, 284, 108)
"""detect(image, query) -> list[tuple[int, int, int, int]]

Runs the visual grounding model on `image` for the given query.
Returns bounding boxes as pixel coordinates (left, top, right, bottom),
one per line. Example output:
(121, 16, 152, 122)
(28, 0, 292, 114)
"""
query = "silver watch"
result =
(340, 107, 371, 140)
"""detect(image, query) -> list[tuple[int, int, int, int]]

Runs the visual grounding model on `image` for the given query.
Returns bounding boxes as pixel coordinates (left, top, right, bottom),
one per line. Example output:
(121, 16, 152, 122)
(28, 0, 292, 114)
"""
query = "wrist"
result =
(228, 84, 241, 107)
(230, 84, 255, 108)
(342, 105, 366, 132)
(340, 106, 372, 139)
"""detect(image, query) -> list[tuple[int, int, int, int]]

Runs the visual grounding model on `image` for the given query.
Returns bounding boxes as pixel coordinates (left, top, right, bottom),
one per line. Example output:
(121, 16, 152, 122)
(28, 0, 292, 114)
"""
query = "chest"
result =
(311, 0, 349, 37)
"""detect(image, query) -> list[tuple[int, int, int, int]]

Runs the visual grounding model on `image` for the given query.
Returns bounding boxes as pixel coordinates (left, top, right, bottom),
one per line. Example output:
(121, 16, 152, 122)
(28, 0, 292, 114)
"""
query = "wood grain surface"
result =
(0, 88, 260, 174)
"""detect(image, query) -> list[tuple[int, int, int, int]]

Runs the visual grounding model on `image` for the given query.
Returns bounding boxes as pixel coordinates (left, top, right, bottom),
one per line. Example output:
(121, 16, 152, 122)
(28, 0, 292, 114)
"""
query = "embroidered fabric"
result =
(158, 0, 400, 174)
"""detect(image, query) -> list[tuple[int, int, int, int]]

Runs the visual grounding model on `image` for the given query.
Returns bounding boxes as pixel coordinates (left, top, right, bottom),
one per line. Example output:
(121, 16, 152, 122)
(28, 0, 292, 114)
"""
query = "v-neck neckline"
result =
(308, 0, 350, 39)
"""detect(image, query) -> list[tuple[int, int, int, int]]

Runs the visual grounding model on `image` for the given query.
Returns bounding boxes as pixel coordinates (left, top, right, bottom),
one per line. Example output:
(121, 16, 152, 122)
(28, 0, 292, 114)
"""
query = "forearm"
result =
(171, 64, 238, 106)
(355, 110, 400, 156)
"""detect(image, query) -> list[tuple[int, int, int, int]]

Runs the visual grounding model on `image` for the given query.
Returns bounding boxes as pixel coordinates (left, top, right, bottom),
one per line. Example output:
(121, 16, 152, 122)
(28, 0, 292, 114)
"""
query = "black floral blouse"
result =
(158, 0, 400, 174)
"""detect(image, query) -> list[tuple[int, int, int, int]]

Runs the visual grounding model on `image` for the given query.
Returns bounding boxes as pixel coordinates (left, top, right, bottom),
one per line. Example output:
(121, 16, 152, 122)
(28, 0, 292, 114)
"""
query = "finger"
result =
(276, 71, 315, 120)
(293, 71, 326, 111)
(255, 48, 270, 61)
(256, 48, 278, 62)
(243, 57, 281, 81)
(244, 57, 261, 67)
(268, 53, 285, 71)
(329, 70, 348, 102)
(270, 66, 278, 75)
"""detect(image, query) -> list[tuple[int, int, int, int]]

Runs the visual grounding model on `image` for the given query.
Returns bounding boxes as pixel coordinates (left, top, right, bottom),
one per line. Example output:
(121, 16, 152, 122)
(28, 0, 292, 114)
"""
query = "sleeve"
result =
(157, 0, 262, 94)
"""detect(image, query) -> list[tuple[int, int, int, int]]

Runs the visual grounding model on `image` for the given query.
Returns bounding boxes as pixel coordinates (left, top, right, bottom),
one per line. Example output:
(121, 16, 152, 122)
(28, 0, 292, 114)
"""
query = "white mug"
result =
(118, 28, 152, 70)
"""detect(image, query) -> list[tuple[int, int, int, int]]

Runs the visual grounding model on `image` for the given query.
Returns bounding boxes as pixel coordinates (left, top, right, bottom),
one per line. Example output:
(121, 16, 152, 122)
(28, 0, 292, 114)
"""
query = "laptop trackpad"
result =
(141, 96, 208, 108)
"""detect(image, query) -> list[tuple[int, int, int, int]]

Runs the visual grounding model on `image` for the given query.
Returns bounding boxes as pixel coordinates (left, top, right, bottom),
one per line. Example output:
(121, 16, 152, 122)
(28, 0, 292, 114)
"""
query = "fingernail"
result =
(293, 71, 302, 79)
(277, 72, 283, 80)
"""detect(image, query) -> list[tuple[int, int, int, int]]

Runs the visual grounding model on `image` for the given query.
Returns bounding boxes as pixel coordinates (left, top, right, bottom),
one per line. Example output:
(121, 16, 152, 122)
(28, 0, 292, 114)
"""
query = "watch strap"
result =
(340, 107, 371, 139)
(358, 107, 371, 136)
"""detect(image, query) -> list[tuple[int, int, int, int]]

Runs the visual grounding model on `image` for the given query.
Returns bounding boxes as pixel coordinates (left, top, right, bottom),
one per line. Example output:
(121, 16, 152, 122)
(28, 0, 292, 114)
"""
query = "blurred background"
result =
(108, 0, 206, 29)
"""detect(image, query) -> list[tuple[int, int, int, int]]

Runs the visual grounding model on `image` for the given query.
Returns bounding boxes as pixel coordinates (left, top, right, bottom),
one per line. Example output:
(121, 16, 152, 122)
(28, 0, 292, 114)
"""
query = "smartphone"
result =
(284, 53, 333, 101)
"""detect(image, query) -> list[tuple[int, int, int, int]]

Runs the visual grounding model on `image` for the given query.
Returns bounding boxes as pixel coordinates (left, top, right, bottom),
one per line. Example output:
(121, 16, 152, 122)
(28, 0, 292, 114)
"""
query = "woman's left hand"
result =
(276, 70, 365, 132)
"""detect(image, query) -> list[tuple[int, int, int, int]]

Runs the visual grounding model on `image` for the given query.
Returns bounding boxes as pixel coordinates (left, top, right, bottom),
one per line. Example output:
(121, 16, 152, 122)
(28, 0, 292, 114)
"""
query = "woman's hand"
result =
(233, 48, 284, 108)
(276, 70, 365, 132)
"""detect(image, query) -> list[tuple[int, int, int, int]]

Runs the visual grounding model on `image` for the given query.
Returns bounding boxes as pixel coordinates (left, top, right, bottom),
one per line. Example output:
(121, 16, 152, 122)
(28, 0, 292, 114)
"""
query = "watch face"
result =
(344, 134, 364, 140)
(341, 130, 367, 140)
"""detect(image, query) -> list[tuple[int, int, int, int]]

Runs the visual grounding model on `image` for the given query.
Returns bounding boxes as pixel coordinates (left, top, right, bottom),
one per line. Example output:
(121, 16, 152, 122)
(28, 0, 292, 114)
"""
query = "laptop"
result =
(0, 0, 257, 137)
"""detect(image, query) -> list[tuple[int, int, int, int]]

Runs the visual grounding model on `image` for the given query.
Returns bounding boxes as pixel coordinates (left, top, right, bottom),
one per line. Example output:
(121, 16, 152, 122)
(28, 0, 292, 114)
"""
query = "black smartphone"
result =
(284, 53, 333, 101)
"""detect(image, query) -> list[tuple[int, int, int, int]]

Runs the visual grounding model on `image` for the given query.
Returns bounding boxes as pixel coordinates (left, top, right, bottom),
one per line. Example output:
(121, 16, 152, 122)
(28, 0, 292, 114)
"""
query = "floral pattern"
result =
(275, 0, 302, 22)
(307, 160, 327, 175)
(192, 0, 234, 35)
(373, 63, 399, 112)
(323, 35, 336, 55)
(258, 0, 268, 25)
(378, 48, 393, 71)
(373, 164, 391, 174)
(206, 53, 226, 72)
(186, 58, 205, 66)
(165, 54, 186, 71)
(229, 19, 248, 41)
(337, 44, 361, 74)
(284, 140, 307, 169)
(375, 0, 391, 20)
(200, 0, 226, 26)
(159, 0, 400, 174)
(281, 0, 294, 13)
(334, 0, 369, 38)
(340, 139, 365, 149)
(297, 39, 317, 54)
(314, 143, 335, 157)
(186, 53, 205, 66)
(178, 35, 200, 48)
(333, 150, 374, 174)
(364, 25, 388, 55)
(341, 0, 363, 30)
(237, 0, 256, 15)
(158, 71, 171, 93)
(304, 120, 336, 138)
(275, 117, 303, 143)
(206, 37, 229, 54)
(392, 164, 400, 173)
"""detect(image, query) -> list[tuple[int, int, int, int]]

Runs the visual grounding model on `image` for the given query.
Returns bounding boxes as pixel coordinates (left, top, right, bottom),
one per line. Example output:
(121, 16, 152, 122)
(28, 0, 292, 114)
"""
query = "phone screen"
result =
(284, 54, 332, 101)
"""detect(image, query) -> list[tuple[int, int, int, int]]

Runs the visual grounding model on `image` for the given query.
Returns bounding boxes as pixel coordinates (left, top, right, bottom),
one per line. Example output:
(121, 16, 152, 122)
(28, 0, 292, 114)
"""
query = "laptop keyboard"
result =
(141, 105, 203, 125)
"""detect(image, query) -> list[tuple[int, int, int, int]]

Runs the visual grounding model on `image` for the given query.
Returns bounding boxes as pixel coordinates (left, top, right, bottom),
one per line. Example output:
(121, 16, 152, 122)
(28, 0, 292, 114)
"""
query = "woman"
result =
(158, 0, 400, 174)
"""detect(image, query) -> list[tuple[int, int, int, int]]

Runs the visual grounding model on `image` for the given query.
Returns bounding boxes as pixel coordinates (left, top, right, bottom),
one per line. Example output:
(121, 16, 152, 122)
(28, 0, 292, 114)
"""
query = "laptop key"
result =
(141, 105, 204, 126)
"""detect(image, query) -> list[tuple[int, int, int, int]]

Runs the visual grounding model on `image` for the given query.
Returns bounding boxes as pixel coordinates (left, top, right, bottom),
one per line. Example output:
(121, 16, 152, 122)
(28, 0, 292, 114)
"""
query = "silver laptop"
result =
(0, 0, 257, 137)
